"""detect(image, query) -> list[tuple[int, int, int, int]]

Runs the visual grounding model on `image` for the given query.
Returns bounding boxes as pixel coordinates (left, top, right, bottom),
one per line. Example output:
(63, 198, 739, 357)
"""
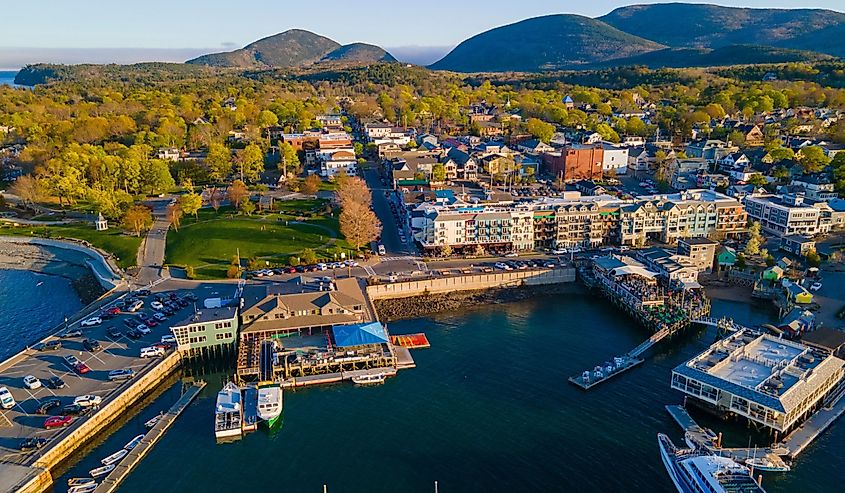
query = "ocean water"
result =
(0, 269, 83, 359)
(51, 292, 838, 493)
(0, 70, 20, 87)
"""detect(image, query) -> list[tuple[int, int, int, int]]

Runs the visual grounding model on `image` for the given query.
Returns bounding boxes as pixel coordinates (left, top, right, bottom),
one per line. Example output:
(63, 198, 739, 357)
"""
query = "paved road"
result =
(361, 165, 414, 257)
(135, 198, 173, 286)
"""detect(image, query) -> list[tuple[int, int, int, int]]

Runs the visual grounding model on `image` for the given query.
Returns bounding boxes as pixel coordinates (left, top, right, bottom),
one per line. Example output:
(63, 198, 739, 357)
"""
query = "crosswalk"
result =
(379, 255, 420, 262)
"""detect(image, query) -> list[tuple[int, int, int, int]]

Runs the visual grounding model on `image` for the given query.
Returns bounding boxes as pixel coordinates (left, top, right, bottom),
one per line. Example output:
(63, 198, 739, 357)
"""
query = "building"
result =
(672, 330, 845, 433)
(600, 142, 629, 175)
(156, 148, 181, 161)
(790, 175, 838, 202)
(170, 307, 239, 353)
(542, 144, 603, 182)
(319, 149, 357, 178)
(779, 235, 816, 256)
(677, 237, 718, 273)
(744, 194, 830, 238)
(802, 328, 845, 359)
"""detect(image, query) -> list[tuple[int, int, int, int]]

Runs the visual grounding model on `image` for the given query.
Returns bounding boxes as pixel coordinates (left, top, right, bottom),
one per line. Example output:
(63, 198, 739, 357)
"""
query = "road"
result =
(135, 198, 173, 286)
(361, 164, 414, 257)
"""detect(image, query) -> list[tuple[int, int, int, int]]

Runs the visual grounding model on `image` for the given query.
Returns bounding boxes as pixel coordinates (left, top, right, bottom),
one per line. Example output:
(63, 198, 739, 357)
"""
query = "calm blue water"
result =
(0, 70, 20, 87)
(0, 269, 83, 359)
(54, 292, 834, 493)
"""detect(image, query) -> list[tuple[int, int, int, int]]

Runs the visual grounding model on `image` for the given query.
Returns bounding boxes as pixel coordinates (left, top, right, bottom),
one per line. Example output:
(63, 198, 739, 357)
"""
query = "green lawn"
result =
(166, 209, 351, 279)
(0, 222, 142, 269)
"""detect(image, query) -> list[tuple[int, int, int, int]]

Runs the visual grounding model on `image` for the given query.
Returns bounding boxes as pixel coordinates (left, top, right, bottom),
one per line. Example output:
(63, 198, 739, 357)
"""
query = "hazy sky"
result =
(1, 0, 844, 68)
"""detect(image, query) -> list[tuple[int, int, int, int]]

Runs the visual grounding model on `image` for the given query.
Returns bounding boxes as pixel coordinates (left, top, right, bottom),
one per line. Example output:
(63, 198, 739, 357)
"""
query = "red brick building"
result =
(542, 144, 604, 182)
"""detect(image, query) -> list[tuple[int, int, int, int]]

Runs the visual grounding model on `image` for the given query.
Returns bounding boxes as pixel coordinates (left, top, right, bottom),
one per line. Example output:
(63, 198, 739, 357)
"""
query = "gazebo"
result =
(94, 213, 108, 231)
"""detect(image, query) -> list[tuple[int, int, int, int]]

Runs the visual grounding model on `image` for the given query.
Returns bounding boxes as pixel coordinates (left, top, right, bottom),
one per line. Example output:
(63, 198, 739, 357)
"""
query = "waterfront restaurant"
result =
(671, 329, 845, 433)
(169, 306, 239, 354)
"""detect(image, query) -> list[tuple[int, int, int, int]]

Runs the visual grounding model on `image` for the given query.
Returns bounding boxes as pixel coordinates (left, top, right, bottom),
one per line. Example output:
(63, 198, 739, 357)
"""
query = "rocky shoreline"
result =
(374, 282, 587, 322)
(0, 241, 106, 304)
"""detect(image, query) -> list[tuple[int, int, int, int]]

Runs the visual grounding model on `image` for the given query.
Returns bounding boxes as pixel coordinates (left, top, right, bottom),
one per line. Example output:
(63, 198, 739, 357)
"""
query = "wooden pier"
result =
(568, 356, 644, 390)
(281, 367, 398, 389)
(94, 381, 206, 493)
(781, 380, 845, 459)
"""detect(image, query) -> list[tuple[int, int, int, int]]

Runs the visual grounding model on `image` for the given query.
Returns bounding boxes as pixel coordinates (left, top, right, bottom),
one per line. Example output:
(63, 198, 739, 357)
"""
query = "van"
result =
(377, 244, 386, 255)
(140, 346, 165, 358)
(0, 387, 15, 409)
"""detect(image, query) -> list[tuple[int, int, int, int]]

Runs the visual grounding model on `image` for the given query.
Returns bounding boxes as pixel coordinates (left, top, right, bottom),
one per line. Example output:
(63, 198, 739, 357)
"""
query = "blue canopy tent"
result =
(332, 322, 389, 348)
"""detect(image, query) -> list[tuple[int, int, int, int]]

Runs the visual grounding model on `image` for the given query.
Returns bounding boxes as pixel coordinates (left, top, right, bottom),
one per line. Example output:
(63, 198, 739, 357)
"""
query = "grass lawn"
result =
(0, 222, 142, 269)
(166, 208, 352, 279)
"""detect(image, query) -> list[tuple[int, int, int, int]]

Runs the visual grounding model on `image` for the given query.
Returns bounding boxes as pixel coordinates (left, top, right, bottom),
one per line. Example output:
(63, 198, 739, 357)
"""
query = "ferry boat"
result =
(257, 383, 283, 427)
(123, 434, 144, 451)
(352, 373, 386, 385)
(658, 433, 766, 493)
(68, 484, 97, 493)
(89, 464, 115, 478)
(100, 448, 128, 466)
(215, 382, 242, 440)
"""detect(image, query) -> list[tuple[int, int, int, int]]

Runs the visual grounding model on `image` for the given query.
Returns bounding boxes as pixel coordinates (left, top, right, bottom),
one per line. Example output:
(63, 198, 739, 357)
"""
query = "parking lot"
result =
(0, 288, 197, 465)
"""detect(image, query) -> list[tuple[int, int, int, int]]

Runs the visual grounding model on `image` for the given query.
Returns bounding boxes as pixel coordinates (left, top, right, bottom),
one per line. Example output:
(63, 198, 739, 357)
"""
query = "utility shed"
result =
(332, 322, 389, 348)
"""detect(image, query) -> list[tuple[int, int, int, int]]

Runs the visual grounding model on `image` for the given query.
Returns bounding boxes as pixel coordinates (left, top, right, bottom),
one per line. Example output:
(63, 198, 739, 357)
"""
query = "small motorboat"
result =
(89, 464, 115, 478)
(746, 455, 791, 472)
(67, 478, 96, 487)
(101, 448, 128, 466)
(144, 412, 164, 429)
(123, 434, 144, 451)
(68, 484, 97, 493)
(351, 373, 386, 385)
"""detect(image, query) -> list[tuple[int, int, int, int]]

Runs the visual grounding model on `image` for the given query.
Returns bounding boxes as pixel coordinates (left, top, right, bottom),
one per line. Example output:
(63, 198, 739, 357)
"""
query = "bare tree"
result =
(167, 203, 183, 232)
(10, 175, 43, 208)
(227, 180, 248, 211)
(335, 176, 371, 209)
(339, 201, 381, 249)
(209, 187, 222, 212)
(302, 174, 321, 195)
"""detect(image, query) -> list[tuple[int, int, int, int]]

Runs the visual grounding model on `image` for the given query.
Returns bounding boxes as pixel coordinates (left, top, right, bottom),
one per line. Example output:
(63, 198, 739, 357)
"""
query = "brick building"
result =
(542, 144, 604, 182)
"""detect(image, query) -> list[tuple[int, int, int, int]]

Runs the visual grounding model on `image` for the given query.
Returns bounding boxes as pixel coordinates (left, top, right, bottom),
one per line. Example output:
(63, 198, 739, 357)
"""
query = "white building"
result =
(319, 149, 358, 178)
(601, 142, 629, 175)
(744, 194, 830, 238)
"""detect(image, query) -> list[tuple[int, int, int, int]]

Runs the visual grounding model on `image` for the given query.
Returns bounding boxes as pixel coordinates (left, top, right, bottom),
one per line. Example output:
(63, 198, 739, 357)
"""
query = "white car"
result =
(73, 394, 102, 408)
(140, 346, 165, 358)
(161, 334, 177, 344)
(551, 249, 568, 255)
(80, 317, 103, 327)
(810, 282, 822, 292)
(23, 375, 41, 390)
(504, 252, 518, 258)
(0, 387, 15, 409)
(135, 325, 152, 335)
(150, 301, 164, 310)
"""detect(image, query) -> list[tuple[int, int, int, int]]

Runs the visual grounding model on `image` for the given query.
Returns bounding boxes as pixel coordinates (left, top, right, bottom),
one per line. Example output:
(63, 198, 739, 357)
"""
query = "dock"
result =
(390, 333, 430, 349)
(281, 367, 398, 389)
(241, 384, 258, 433)
(780, 381, 845, 458)
(94, 380, 206, 493)
(568, 355, 644, 390)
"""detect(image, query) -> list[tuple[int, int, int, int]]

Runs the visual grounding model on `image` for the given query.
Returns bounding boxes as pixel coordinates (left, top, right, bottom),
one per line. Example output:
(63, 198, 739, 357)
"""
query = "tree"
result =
(765, 254, 775, 267)
(771, 165, 790, 183)
(122, 205, 153, 237)
(335, 176, 371, 209)
(206, 142, 232, 182)
(441, 244, 453, 257)
(140, 159, 175, 195)
(805, 249, 821, 268)
(167, 203, 183, 232)
(180, 190, 202, 219)
(300, 248, 318, 265)
(525, 118, 555, 143)
(736, 253, 747, 270)
(257, 110, 279, 128)
(339, 200, 381, 249)
(747, 174, 768, 187)
(227, 180, 248, 209)
(209, 187, 223, 212)
(237, 144, 265, 182)
(353, 142, 364, 157)
(10, 175, 43, 207)
(301, 174, 321, 195)
(431, 163, 446, 182)
(798, 146, 830, 174)
(767, 146, 795, 163)
(240, 197, 256, 216)
(279, 142, 300, 177)
(745, 236, 761, 256)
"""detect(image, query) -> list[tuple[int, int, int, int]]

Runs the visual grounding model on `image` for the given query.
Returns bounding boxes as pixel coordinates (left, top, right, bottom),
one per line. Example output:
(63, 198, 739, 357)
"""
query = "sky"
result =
(1, 0, 844, 68)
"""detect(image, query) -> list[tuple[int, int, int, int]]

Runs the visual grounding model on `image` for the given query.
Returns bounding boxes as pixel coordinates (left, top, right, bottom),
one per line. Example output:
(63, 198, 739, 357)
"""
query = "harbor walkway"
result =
(781, 381, 845, 458)
(94, 380, 206, 493)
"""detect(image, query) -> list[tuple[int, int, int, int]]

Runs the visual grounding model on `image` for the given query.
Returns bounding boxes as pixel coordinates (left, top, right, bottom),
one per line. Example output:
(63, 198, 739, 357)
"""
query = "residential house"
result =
(780, 235, 816, 256)
(517, 139, 554, 155)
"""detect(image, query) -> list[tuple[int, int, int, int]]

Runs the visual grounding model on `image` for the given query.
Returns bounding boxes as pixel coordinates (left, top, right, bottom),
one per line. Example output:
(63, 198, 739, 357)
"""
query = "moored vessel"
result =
(123, 433, 144, 451)
(215, 381, 242, 440)
(352, 373, 386, 385)
(257, 383, 283, 427)
(89, 464, 115, 478)
(658, 433, 765, 493)
(100, 448, 128, 466)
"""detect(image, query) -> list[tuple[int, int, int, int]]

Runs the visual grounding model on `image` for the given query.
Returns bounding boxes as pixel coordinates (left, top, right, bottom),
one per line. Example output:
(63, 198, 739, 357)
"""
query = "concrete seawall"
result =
(366, 268, 576, 301)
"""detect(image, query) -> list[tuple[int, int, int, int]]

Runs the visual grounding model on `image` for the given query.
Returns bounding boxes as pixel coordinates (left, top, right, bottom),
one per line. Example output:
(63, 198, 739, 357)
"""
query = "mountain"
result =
(600, 3, 845, 56)
(321, 43, 396, 63)
(187, 29, 341, 68)
(430, 14, 665, 73)
(585, 44, 835, 70)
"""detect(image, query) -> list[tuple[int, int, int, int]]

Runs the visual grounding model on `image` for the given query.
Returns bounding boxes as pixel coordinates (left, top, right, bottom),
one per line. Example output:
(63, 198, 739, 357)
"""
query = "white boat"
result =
(68, 484, 97, 493)
(101, 448, 128, 466)
(144, 411, 164, 429)
(215, 382, 242, 439)
(123, 434, 144, 451)
(89, 464, 115, 478)
(658, 433, 765, 493)
(67, 478, 96, 487)
(746, 455, 791, 472)
(256, 384, 283, 426)
(351, 373, 386, 385)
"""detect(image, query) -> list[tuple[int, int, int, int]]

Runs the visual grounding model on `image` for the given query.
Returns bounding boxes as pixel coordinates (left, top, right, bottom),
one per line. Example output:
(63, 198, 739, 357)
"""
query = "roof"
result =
(332, 322, 388, 347)
(802, 328, 845, 351)
(679, 237, 718, 246)
(172, 306, 237, 327)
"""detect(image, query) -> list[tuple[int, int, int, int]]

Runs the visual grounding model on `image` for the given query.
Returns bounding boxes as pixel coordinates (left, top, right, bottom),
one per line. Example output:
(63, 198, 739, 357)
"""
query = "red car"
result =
(44, 415, 73, 429)
(105, 307, 121, 315)
(75, 362, 91, 374)
(153, 342, 173, 351)
(145, 319, 158, 328)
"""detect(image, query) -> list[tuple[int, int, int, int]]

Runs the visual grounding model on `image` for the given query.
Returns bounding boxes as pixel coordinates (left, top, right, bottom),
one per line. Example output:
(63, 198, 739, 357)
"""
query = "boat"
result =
(746, 454, 791, 473)
(144, 411, 164, 429)
(89, 464, 115, 478)
(214, 382, 242, 440)
(123, 433, 144, 451)
(658, 433, 766, 493)
(68, 484, 97, 493)
(351, 373, 386, 385)
(101, 448, 128, 466)
(67, 478, 96, 488)
(256, 383, 283, 427)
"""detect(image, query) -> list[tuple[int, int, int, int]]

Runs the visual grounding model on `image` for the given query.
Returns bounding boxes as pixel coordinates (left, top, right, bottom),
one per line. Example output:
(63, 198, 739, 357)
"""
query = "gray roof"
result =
(172, 306, 237, 327)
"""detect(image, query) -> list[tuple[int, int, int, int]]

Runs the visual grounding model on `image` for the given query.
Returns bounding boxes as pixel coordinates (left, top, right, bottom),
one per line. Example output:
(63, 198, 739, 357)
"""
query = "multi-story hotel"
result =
(743, 193, 831, 238)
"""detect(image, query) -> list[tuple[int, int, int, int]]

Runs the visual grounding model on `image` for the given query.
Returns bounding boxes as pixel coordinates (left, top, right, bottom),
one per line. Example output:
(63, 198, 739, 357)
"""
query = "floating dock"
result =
(94, 380, 206, 493)
(241, 385, 258, 433)
(390, 333, 430, 349)
(281, 367, 398, 389)
(568, 355, 644, 390)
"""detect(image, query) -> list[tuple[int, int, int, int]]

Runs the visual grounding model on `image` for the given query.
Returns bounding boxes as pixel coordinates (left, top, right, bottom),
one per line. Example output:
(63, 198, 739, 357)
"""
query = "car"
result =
(161, 334, 177, 344)
(35, 398, 62, 415)
(153, 342, 174, 351)
(19, 437, 47, 451)
(145, 319, 158, 328)
(108, 369, 135, 381)
(83, 339, 102, 352)
(62, 404, 89, 416)
(60, 328, 83, 338)
(176, 299, 188, 307)
(73, 394, 102, 408)
(136, 289, 151, 297)
(80, 317, 103, 327)
(127, 300, 144, 312)
(23, 375, 42, 390)
(137, 312, 149, 321)
(107, 327, 123, 339)
(810, 282, 822, 292)
(40, 340, 62, 351)
(106, 306, 123, 315)
(551, 249, 568, 255)
(150, 301, 164, 310)
(46, 376, 66, 390)
(0, 387, 15, 409)
(64, 355, 90, 375)
(63, 354, 81, 367)
(136, 325, 151, 335)
(44, 415, 73, 429)
(123, 319, 138, 328)
(504, 252, 518, 258)
(153, 312, 167, 322)
(99, 312, 115, 320)
(140, 346, 165, 358)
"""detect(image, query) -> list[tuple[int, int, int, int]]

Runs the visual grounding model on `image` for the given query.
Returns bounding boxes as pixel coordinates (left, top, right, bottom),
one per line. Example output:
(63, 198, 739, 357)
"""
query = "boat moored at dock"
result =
(89, 463, 115, 478)
(352, 372, 387, 385)
(123, 433, 145, 451)
(257, 383, 283, 427)
(100, 448, 128, 466)
(215, 382, 243, 440)
(67, 478, 96, 488)
(745, 455, 791, 473)
(68, 483, 97, 493)
(658, 433, 765, 493)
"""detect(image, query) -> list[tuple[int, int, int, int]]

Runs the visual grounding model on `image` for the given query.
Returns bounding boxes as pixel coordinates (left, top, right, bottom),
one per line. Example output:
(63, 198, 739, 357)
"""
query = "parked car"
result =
(137, 312, 149, 321)
(123, 319, 139, 328)
(40, 340, 62, 351)
(83, 339, 102, 352)
(23, 375, 41, 390)
(184, 293, 198, 302)
(145, 319, 158, 328)
(73, 394, 102, 408)
(63, 355, 90, 375)
(150, 301, 164, 310)
(136, 325, 151, 335)
(140, 346, 165, 358)
(44, 415, 73, 429)
(46, 376, 66, 390)
(504, 252, 518, 258)
(60, 329, 83, 338)
(0, 387, 15, 409)
(107, 327, 123, 339)
(62, 404, 89, 416)
(136, 289, 151, 297)
(153, 342, 173, 351)
(161, 334, 176, 344)
(80, 317, 102, 327)
(126, 328, 142, 340)
(35, 399, 62, 415)
(153, 312, 167, 322)
(108, 369, 135, 381)
(127, 300, 143, 312)
(810, 282, 823, 292)
(19, 437, 47, 451)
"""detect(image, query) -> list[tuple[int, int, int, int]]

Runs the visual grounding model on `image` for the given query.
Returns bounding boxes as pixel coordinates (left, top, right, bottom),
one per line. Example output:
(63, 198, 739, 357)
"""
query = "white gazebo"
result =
(94, 213, 108, 231)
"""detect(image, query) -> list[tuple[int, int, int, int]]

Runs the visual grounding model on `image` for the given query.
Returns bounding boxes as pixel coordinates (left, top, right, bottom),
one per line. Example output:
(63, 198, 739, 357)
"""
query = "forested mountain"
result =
(585, 45, 835, 70)
(186, 29, 341, 68)
(320, 43, 396, 63)
(430, 14, 665, 72)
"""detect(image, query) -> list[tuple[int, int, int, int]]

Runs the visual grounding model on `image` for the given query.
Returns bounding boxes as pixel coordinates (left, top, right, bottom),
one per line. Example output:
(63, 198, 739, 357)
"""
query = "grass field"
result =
(0, 222, 143, 269)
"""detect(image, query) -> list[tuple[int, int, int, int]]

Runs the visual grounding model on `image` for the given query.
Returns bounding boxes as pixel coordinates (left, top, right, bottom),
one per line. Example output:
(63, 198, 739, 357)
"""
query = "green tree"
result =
(431, 163, 446, 182)
(767, 146, 795, 163)
(237, 144, 265, 182)
(805, 249, 821, 268)
(745, 236, 761, 256)
(525, 118, 555, 143)
(179, 190, 202, 219)
(301, 248, 318, 265)
(206, 142, 232, 182)
(257, 110, 279, 128)
(121, 205, 153, 237)
(240, 197, 256, 215)
(279, 142, 300, 177)
(798, 146, 830, 174)
(747, 174, 768, 187)
(141, 159, 175, 195)
(736, 253, 747, 270)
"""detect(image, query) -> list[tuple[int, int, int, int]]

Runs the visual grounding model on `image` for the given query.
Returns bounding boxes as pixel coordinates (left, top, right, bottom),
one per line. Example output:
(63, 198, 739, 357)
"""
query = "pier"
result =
(94, 380, 206, 493)
(780, 378, 845, 458)
(568, 327, 670, 390)
(281, 367, 398, 388)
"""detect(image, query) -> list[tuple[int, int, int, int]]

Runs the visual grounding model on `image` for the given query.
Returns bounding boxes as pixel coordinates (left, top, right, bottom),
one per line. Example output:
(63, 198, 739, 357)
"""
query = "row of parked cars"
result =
(250, 260, 361, 278)
(493, 259, 561, 271)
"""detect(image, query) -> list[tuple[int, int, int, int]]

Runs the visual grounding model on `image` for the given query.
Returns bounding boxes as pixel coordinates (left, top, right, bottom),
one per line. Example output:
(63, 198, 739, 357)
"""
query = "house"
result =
(573, 180, 607, 196)
(622, 136, 645, 147)
(628, 147, 651, 172)
(779, 235, 816, 256)
(364, 122, 393, 141)
(734, 124, 765, 146)
(717, 246, 738, 269)
(316, 114, 343, 130)
(377, 142, 402, 159)
(600, 142, 629, 175)
(443, 148, 478, 181)
(686, 140, 736, 162)
(790, 174, 837, 202)
(169, 307, 239, 353)
(677, 237, 718, 273)
(320, 149, 358, 178)
(517, 139, 554, 155)
(156, 148, 181, 161)
(762, 265, 784, 282)
(563, 95, 575, 109)
(481, 154, 517, 175)
(744, 193, 831, 238)
(784, 280, 813, 304)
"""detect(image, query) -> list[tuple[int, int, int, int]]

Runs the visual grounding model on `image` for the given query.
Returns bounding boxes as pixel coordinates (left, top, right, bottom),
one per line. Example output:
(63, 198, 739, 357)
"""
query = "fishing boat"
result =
(746, 456, 791, 473)
(68, 484, 97, 493)
(256, 383, 283, 427)
(144, 411, 164, 429)
(214, 382, 242, 440)
(101, 448, 128, 466)
(123, 433, 144, 451)
(89, 464, 115, 478)
(351, 373, 386, 385)
(67, 478, 96, 488)
(658, 433, 766, 493)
